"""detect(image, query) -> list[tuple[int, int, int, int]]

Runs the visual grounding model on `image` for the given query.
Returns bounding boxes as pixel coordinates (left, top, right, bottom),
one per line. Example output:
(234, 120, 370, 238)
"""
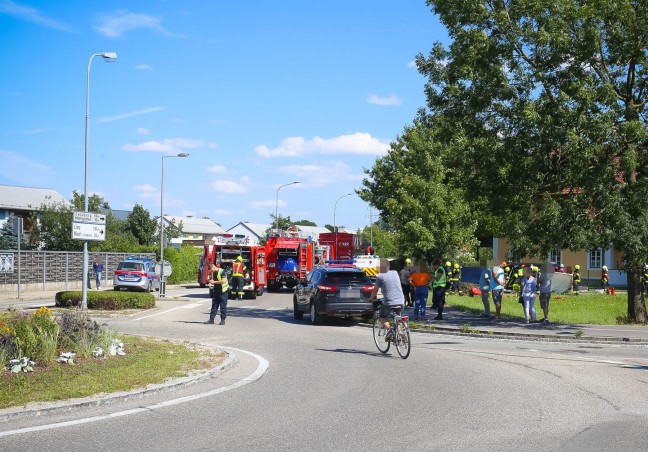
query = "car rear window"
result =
(118, 262, 144, 272)
(324, 272, 371, 285)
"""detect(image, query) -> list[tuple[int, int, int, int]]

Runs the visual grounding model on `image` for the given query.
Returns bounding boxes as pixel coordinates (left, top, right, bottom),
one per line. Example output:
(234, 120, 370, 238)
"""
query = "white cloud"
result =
(137, 127, 150, 135)
(97, 106, 165, 123)
(135, 64, 154, 71)
(134, 184, 158, 199)
(211, 180, 246, 193)
(19, 127, 51, 135)
(367, 94, 402, 106)
(255, 132, 389, 158)
(122, 137, 207, 154)
(213, 208, 233, 216)
(0, 150, 51, 185)
(94, 10, 178, 38)
(407, 60, 416, 68)
(207, 165, 226, 174)
(278, 161, 362, 187)
(0, 0, 76, 32)
(251, 200, 281, 209)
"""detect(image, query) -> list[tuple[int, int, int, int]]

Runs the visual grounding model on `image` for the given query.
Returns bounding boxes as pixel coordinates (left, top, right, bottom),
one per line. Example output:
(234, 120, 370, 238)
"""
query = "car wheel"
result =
(257, 287, 264, 297)
(114, 287, 120, 291)
(249, 291, 257, 300)
(310, 301, 320, 325)
(293, 297, 304, 320)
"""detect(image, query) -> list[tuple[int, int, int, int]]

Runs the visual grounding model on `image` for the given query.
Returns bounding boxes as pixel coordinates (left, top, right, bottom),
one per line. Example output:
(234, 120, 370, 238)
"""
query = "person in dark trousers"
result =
(205, 262, 230, 325)
(92, 258, 104, 290)
(431, 258, 447, 320)
(231, 256, 247, 300)
(400, 258, 414, 307)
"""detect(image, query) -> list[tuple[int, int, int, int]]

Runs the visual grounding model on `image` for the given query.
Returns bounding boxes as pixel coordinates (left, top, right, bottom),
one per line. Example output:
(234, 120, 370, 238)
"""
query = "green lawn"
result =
(444, 292, 631, 325)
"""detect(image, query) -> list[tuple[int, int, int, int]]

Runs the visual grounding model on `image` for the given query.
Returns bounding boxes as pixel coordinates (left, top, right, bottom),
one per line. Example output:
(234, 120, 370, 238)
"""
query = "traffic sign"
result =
(72, 211, 106, 241)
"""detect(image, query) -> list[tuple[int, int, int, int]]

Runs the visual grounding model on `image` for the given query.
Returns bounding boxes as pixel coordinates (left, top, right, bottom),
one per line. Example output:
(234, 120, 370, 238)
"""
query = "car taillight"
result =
(361, 285, 374, 293)
(401, 316, 409, 322)
(318, 284, 337, 292)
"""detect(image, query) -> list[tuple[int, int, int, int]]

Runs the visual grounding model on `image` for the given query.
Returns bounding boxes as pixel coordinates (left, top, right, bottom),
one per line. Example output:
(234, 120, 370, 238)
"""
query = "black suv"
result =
(293, 264, 375, 324)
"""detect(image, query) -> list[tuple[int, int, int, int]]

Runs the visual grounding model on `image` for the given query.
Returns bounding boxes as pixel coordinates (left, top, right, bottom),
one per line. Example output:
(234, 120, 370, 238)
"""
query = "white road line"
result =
(0, 347, 269, 438)
(133, 303, 205, 320)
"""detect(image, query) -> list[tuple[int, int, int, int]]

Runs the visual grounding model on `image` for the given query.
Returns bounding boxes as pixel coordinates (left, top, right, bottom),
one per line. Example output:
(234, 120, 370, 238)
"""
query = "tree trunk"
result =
(627, 270, 647, 323)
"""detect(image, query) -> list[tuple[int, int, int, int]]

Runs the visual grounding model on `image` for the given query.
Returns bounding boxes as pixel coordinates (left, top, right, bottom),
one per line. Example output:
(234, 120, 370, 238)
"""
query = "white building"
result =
(226, 222, 272, 244)
(163, 216, 226, 247)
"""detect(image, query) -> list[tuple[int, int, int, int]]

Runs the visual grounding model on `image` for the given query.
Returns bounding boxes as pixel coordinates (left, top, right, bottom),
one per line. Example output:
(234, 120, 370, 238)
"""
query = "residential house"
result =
(163, 216, 225, 248)
(0, 184, 69, 234)
(493, 237, 626, 288)
(286, 225, 333, 242)
(226, 222, 272, 244)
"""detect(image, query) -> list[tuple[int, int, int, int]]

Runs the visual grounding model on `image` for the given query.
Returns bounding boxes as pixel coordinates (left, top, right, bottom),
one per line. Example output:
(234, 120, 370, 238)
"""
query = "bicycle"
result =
(372, 302, 411, 359)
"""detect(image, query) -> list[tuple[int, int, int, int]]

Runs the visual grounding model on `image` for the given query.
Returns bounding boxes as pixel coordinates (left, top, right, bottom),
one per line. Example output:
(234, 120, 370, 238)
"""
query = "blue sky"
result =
(0, 1, 445, 232)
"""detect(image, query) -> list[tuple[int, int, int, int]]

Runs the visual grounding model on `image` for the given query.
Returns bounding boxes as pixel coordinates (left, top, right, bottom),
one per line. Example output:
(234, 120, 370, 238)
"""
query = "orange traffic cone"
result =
(610, 287, 615, 296)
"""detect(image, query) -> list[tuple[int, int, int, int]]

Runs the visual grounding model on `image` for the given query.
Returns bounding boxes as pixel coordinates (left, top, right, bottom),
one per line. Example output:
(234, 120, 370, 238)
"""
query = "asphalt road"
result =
(2, 288, 648, 451)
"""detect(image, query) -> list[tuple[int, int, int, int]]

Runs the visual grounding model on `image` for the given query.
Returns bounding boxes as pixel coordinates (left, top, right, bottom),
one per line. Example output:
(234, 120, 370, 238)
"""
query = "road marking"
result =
(0, 347, 269, 438)
(133, 303, 205, 320)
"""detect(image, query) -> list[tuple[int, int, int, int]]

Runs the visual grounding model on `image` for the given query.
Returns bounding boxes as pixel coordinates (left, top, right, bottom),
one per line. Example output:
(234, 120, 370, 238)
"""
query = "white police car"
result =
(113, 257, 160, 292)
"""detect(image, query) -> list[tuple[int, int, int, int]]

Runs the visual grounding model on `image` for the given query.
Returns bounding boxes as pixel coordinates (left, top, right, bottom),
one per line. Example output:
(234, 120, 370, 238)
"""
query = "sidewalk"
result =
(2, 289, 648, 343)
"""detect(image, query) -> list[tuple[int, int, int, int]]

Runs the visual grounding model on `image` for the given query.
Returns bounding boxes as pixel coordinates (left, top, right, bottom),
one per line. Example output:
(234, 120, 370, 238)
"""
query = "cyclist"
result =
(368, 265, 405, 339)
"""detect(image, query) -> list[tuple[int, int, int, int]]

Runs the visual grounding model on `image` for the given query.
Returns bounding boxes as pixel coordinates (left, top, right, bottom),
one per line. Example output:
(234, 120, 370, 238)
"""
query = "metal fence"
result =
(0, 250, 155, 294)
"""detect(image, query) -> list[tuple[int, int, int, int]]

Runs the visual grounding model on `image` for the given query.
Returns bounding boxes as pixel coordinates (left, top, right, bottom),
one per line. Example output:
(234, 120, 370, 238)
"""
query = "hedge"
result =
(55, 291, 156, 310)
(164, 245, 201, 284)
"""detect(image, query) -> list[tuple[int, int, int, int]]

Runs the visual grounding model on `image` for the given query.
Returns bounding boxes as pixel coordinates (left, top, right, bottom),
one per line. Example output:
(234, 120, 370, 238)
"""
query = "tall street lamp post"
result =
(333, 193, 353, 259)
(275, 181, 301, 234)
(82, 52, 117, 310)
(160, 153, 189, 298)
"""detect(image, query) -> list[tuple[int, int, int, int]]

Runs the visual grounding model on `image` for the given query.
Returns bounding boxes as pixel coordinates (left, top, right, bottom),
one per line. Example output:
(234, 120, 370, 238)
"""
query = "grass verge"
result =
(0, 335, 225, 410)
(445, 292, 629, 324)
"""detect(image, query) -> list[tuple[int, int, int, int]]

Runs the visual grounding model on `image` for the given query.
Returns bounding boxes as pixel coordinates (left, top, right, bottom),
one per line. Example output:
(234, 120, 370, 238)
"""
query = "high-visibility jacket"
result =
(232, 262, 246, 277)
(433, 266, 446, 288)
(212, 268, 229, 292)
(574, 270, 581, 283)
(602, 269, 608, 283)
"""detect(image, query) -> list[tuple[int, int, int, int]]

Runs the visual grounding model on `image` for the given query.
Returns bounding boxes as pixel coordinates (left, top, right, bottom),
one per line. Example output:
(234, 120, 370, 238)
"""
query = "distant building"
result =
(0, 184, 69, 233)
(226, 222, 272, 244)
(163, 215, 225, 247)
(286, 225, 333, 242)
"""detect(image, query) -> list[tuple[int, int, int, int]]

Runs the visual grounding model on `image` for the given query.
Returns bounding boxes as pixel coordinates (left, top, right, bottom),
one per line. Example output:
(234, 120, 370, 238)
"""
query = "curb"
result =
(0, 344, 236, 423)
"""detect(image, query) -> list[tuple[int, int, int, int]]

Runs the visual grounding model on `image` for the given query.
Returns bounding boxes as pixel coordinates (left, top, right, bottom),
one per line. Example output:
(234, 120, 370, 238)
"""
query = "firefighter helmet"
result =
(405, 258, 412, 265)
(445, 261, 451, 267)
(454, 263, 459, 269)
(575, 264, 580, 270)
(602, 265, 608, 270)
(236, 256, 243, 262)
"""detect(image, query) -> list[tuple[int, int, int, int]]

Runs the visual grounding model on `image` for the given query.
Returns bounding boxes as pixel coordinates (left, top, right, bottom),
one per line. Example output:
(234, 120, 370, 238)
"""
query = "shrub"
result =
(2, 308, 60, 365)
(165, 245, 201, 284)
(55, 291, 155, 310)
(57, 311, 117, 357)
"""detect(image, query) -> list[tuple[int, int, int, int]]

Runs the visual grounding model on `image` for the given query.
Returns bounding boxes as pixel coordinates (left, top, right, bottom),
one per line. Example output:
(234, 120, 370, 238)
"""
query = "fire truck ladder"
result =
(299, 241, 309, 279)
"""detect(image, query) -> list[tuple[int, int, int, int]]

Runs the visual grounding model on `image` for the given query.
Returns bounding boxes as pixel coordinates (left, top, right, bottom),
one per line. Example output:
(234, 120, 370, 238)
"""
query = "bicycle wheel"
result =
(395, 325, 411, 359)
(373, 320, 390, 354)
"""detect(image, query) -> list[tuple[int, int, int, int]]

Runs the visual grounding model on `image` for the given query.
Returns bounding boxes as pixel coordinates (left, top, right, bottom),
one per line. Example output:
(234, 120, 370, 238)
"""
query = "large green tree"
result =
(0, 215, 32, 250)
(128, 204, 158, 246)
(418, 0, 648, 321)
(359, 121, 478, 262)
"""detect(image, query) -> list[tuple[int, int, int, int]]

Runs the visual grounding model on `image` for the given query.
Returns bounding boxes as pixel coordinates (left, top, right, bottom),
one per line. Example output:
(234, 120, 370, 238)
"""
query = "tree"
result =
(359, 121, 478, 262)
(293, 219, 317, 227)
(417, 0, 648, 321)
(128, 204, 157, 246)
(357, 221, 399, 258)
(0, 215, 31, 250)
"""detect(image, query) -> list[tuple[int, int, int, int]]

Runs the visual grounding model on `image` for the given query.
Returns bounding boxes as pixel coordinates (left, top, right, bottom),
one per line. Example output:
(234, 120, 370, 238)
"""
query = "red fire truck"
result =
(318, 231, 360, 260)
(265, 235, 330, 292)
(197, 234, 266, 299)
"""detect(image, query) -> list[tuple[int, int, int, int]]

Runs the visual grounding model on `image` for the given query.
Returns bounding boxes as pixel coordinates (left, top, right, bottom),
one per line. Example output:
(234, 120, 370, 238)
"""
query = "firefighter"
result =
(513, 265, 525, 295)
(450, 263, 463, 295)
(601, 265, 609, 292)
(231, 256, 247, 300)
(445, 261, 452, 286)
(573, 264, 581, 295)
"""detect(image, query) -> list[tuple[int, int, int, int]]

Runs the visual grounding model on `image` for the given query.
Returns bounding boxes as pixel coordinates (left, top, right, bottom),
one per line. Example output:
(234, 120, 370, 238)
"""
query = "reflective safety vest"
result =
(232, 262, 246, 277)
(433, 266, 447, 288)
(213, 268, 230, 292)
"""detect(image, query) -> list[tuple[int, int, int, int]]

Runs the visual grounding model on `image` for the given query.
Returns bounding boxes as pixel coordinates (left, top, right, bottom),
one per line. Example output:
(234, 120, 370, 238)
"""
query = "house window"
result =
(589, 250, 602, 269)
(548, 250, 561, 265)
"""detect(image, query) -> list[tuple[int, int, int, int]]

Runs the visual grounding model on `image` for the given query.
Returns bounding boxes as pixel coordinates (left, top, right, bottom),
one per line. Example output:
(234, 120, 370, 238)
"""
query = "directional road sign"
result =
(72, 211, 106, 241)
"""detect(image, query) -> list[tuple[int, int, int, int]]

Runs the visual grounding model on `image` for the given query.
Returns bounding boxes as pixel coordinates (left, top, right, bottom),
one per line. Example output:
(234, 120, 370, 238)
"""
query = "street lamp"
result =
(333, 193, 353, 259)
(160, 153, 189, 298)
(275, 181, 301, 234)
(82, 52, 117, 310)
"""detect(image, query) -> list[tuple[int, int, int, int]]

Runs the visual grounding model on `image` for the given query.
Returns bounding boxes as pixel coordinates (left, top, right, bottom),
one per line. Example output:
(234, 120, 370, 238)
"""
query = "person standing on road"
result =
(521, 266, 538, 324)
(479, 261, 493, 318)
(231, 256, 247, 300)
(409, 265, 431, 321)
(205, 262, 230, 325)
(431, 258, 447, 320)
(400, 258, 415, 307)
(369, 265, 405, 339)
(491, 263, 505, 320)
(92, 257, 104, 290)
(538, 263, 553, 324)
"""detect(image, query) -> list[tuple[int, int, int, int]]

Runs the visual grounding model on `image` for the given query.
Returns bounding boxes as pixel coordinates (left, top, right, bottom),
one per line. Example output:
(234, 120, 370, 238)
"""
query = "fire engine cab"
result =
(265, 235, 330, 292)
(198, 234, 265, 299)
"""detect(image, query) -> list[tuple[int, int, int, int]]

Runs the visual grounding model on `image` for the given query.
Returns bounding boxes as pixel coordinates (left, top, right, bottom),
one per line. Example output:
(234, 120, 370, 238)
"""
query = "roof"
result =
(0, 184, 69, 211)
(288, 225, 332, 240)
(164, 216, 226, 234)
(226, 222, 272, 238)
